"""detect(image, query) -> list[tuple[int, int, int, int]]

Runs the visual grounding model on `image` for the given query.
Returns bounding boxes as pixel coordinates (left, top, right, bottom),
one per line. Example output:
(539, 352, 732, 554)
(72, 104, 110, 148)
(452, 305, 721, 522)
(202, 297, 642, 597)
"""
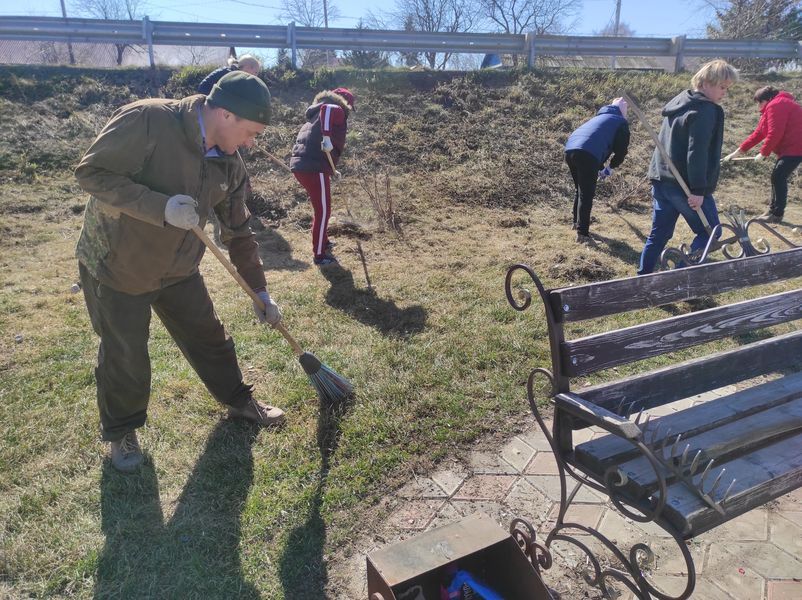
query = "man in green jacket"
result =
(76, 72, 284, 473)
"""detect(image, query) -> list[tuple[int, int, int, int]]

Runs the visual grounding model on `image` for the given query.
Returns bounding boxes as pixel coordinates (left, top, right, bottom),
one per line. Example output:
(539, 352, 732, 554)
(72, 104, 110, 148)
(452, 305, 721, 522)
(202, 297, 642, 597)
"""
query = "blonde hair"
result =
(237, 54, 261, 75)
(691, 59, 739, 90)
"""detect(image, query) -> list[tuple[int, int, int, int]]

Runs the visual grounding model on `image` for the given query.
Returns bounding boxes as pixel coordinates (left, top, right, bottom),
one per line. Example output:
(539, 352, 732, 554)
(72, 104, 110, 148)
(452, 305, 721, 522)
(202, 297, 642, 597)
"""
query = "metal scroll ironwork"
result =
(505, 264, 700, 599)
(660, 207, 799, 270)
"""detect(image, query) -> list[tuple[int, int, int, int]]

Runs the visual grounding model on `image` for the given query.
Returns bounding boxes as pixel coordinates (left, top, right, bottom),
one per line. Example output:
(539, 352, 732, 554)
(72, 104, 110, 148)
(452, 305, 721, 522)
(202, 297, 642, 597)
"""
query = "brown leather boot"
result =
(109, 431, 143, 473)
(228, 397, 285, 427)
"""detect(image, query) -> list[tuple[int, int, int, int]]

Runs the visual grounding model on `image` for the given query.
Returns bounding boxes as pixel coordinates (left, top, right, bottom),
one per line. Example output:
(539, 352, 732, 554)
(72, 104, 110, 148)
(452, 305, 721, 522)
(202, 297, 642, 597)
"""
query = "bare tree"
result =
(702, 0, 800, 38)
(71, 0, 145, 65)
(394, 0, 480, 69)
(477, 0, 582, 35)
(281, 0, 341, 27)
(595, 20, 636, 37)
(701, 0, 802, 69)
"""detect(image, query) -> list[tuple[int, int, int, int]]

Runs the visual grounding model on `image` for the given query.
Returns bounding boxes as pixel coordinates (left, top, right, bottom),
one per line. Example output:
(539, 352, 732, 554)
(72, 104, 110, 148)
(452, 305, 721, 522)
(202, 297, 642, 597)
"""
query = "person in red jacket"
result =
(723, 86, 802, 222)
(290, 88, 355, 265)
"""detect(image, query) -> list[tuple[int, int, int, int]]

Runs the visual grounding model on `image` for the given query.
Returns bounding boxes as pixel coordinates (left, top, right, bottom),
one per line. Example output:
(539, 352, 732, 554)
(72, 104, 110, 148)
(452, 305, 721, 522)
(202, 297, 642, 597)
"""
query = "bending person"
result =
(75, 72, 284, 473)
(564, 97, 630, 245)
(722, 86, 802, 223)
(290, 88, 355, 266)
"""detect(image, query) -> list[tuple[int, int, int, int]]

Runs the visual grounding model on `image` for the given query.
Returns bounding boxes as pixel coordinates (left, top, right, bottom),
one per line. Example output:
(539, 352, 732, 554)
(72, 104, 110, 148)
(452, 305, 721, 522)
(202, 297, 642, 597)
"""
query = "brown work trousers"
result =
(79, 263, 252, 441)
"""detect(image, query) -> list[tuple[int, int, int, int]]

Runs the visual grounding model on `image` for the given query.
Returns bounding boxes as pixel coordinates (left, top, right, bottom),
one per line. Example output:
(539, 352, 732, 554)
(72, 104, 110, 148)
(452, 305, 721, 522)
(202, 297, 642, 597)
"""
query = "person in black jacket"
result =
(197, 54, 261, 96)
(638, 59, 739, 274)
(564, 98, 630, 244)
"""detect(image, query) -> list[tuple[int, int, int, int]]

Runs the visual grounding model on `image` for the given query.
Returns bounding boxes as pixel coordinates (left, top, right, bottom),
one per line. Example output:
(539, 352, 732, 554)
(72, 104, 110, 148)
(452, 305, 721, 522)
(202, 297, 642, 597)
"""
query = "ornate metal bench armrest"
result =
(555, 393, 642, 440)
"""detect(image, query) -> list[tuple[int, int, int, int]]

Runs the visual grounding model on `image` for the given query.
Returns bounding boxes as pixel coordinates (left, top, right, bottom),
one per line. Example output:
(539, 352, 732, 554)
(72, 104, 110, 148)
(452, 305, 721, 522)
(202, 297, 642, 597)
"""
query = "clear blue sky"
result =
(2, 0, 714, 38)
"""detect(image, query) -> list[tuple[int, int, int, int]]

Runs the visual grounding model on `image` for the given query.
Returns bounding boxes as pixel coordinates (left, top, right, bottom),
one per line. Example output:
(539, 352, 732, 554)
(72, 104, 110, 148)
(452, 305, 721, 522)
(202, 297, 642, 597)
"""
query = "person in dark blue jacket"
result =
(197, 54, 261, 95)
(564, 98, 630, 244)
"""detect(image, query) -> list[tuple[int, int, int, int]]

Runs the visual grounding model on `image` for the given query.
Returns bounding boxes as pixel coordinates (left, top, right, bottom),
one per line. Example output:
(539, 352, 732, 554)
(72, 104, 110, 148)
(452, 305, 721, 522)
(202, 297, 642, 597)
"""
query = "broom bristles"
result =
(308, 363, 354, 404)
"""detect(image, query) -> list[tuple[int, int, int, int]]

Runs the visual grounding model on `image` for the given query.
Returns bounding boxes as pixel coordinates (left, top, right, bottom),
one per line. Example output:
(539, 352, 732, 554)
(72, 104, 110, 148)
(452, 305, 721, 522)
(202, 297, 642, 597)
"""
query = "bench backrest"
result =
(541, 248, 802, 415)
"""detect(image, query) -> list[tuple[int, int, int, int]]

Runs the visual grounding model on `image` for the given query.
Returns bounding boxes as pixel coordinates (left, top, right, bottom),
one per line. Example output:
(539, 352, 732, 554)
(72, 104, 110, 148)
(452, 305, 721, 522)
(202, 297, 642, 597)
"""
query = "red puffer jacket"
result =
(739, 91, 802, 157)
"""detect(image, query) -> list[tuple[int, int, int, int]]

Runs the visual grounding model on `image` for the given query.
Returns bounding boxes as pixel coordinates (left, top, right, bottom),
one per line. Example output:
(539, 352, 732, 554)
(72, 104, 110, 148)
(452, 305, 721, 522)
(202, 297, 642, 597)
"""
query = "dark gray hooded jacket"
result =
(648, 90, 724, 196)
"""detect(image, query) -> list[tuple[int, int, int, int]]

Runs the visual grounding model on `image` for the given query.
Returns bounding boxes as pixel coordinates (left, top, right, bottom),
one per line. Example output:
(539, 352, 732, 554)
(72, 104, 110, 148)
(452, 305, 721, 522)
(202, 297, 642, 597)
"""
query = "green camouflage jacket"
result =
(75, 95, 266, 295)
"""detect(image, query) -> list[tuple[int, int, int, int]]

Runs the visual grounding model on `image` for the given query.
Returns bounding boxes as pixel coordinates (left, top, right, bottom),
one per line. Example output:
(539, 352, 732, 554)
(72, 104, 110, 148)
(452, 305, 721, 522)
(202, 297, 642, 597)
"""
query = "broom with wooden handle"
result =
(192, 225, 353, 404)
(622, 92, 712, 233)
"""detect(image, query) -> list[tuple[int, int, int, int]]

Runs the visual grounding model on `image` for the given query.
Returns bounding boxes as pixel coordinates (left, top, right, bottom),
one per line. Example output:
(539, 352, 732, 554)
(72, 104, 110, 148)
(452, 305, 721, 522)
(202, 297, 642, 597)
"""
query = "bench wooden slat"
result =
(579, 331, 802, 414)
(550, 247, 802, 323)
(661, 432, 802, 537)
(572, 372, 802, 474)
(607, 398, 802, 493)
(561, 289, 802, 377)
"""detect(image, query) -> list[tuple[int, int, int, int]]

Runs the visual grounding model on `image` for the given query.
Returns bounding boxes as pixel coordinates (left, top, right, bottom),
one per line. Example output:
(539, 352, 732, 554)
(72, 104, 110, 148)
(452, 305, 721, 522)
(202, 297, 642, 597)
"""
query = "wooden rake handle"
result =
(622, 92, 712, 232)
(252, 143, 292, 173)
(324, 149, 338, 177)
(191, 225, 304, 357)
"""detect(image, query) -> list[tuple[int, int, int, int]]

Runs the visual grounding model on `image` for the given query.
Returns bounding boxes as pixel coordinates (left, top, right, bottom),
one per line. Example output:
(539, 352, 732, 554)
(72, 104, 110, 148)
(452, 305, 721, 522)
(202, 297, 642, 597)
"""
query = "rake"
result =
(192, 225, 353, 405)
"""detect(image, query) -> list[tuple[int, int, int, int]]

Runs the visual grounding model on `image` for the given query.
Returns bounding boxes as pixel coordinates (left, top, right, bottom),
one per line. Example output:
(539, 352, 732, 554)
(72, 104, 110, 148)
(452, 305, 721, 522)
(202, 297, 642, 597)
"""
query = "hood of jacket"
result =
(305, 90, 352, 120)
(662, 90, 715, 117)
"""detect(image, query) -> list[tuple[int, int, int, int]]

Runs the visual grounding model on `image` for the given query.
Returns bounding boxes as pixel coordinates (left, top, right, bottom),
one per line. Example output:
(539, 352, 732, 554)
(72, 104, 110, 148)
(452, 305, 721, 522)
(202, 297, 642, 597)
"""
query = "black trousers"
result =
(565, 150, 599, 236)
(770, 155, 802, 217)
(80, 263, 253, 441)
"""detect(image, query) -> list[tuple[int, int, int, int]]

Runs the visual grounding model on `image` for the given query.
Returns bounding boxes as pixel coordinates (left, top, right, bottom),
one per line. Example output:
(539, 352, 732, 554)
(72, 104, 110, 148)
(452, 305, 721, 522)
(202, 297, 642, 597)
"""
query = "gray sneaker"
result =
(228, 397, 286, 427)
(576, 233, 598, 246)
(110, 431, 143, 473)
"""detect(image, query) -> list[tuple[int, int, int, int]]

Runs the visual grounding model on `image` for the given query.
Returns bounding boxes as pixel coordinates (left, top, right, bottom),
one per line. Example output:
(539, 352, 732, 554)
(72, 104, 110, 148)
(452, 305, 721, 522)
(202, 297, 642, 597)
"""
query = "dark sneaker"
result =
(765, 214, 783, 223)
(314, 254, 338, 266)
(576, 233, 598, 246)
(110, 431, 143, 473)
(228, 397, 285, 427)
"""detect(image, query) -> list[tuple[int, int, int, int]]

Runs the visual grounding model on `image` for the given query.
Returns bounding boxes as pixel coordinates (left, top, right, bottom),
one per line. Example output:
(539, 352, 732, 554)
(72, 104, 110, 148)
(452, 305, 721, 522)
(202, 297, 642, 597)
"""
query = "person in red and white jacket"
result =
(723, 86, 802, 222)
(290, 88, 355, 265)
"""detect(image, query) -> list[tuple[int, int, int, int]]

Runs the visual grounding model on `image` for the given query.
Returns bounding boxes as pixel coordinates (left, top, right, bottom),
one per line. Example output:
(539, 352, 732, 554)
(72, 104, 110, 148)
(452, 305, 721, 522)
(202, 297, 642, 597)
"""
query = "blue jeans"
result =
(638, 180, 720, 275)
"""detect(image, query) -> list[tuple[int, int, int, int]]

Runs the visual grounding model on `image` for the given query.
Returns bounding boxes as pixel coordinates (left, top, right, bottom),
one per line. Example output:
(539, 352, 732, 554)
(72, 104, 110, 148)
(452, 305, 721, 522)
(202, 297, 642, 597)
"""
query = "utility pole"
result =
(323, 0, 330, 67)
(611, 0, 622, 69)
(59, 0, 75, 65)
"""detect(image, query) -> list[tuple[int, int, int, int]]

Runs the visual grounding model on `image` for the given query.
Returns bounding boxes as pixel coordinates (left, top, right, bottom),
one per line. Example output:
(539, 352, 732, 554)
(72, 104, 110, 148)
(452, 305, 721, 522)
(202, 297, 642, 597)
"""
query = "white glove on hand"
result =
(598, 166, 613, 181)
(754, 153, 767, 161)
(722, 149, 741, 162)
(321, 136, 334, 153)
(253, 290, 282, 326)
(164, 195, 199, 229)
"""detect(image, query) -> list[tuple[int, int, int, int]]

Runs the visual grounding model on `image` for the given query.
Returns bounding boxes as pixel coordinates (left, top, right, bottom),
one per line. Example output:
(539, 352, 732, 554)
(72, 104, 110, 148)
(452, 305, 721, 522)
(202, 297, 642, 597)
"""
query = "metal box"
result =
(366, 513, 552, 599)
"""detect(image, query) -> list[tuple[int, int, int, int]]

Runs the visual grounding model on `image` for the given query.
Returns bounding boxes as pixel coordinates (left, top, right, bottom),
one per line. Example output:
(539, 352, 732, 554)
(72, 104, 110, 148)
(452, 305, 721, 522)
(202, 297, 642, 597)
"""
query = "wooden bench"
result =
(505, 247, 802, 600)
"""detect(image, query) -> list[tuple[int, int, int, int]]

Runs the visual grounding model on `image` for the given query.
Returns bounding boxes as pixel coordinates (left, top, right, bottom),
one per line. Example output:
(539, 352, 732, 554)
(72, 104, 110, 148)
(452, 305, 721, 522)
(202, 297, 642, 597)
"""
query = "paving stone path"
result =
(332, 388, 802, 599)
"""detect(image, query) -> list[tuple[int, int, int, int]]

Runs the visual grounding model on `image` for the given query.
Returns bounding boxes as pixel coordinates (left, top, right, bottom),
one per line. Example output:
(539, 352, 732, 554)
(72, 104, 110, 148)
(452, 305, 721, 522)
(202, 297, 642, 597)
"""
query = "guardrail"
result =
(1, 15, 801, 71)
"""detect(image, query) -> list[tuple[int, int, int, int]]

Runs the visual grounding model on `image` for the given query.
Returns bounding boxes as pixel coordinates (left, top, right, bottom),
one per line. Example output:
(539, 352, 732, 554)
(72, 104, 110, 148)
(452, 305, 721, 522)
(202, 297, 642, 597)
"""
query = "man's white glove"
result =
(722, 149, 741, 162)
(165, 195, 199, 229)
(253, 290, 282, 326)
(598, 166, 613, 181)
(754, 153, 767, 161)
(321, 136, 334, 153)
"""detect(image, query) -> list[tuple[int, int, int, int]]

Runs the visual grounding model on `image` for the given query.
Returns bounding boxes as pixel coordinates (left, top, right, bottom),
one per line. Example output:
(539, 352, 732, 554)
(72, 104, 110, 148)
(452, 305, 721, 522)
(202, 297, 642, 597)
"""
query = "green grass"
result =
(2, 66, 802, 598)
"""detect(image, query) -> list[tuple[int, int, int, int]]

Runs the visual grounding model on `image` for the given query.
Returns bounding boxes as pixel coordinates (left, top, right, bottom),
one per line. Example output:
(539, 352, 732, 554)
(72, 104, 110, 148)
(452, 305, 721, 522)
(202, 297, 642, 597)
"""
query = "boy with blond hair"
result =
(638, 59, 739, 274)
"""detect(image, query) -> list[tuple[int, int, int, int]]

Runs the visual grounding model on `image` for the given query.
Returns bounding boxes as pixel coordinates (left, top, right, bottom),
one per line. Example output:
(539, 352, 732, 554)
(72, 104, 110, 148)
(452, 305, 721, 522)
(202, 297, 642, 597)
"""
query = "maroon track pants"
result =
(294, 171, 332, 258)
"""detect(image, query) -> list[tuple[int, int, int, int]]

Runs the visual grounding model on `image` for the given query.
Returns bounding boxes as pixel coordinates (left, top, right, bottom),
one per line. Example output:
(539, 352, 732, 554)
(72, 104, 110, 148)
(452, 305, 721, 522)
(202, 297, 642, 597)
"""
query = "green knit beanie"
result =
(208, 71, 271, 125)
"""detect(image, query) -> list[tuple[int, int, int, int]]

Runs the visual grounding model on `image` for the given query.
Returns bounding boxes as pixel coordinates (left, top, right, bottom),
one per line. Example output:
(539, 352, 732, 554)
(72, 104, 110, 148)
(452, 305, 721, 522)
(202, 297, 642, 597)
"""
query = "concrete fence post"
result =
(287, 22, 297, 69)
(142, 16, 155, 68)
(671, 35, 686, 73)
(526, 32, 536, 68)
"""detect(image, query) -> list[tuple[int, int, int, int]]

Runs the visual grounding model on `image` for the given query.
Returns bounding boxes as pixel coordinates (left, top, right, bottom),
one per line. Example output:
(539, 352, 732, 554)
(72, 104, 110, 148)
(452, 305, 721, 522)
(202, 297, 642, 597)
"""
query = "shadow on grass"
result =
(320, 263, 426, 337)
(278, 396, 353, 600)
(255, 227, 309, 271)
(95, 420, 260, 599)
